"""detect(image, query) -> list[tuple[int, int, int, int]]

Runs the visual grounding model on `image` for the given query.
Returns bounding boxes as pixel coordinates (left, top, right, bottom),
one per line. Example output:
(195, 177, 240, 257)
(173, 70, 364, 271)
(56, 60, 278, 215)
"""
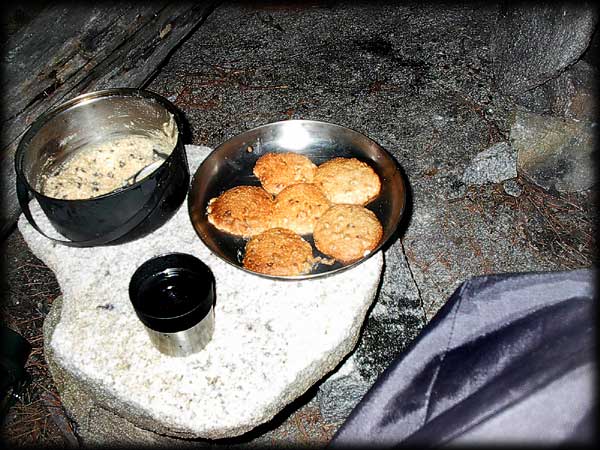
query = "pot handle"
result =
(16, 174, 162, 248)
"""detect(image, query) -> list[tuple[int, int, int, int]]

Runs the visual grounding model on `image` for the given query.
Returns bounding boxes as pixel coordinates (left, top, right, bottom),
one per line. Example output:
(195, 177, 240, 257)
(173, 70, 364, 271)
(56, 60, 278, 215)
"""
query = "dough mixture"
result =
(42, 134, 173, 200)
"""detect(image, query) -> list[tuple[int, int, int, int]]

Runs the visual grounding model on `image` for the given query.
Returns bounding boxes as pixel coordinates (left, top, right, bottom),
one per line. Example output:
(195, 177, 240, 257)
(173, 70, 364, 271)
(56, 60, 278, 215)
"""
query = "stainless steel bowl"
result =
(188, 120, 406, 280)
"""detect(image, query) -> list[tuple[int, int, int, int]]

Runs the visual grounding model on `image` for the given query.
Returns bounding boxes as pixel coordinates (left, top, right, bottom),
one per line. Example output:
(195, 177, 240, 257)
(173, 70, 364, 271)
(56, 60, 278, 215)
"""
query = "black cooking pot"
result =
(15, 89, 190, 247)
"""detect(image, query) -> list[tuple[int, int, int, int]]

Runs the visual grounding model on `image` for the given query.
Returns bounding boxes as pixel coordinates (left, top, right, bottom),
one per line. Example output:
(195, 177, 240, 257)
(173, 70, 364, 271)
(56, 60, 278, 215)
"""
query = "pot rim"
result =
(14, 88, 186, 203)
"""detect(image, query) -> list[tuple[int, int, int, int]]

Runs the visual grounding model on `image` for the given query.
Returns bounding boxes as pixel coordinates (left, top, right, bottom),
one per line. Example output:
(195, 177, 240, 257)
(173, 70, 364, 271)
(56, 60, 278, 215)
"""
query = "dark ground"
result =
(1, 1, 597, 447)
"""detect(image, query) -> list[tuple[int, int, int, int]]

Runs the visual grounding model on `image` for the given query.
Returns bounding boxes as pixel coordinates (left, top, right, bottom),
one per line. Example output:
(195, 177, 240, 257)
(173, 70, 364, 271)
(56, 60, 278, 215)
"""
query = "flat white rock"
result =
(19, 145, 383, 439)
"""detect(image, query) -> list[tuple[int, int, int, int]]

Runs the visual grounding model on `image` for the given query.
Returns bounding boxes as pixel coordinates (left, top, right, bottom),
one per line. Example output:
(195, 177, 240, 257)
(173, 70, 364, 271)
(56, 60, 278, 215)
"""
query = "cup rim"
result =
(128, 252, 215, 326)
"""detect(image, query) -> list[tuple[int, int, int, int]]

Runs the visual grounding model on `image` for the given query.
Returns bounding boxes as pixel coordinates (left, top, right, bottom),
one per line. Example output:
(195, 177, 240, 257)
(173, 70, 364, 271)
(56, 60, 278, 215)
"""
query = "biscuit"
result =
(253, 152, 317, 195)
(206, 185, 273, 237)
(313, 204, 383, 263)
(314, 157, 381, 205)
(243, 228, 315, 276)
(272, 183, 331, 235)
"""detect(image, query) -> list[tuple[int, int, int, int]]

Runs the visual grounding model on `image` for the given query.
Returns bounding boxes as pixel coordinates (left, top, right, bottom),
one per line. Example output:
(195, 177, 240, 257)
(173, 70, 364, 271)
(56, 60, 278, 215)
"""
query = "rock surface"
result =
(511, 110, 596, 192)
(548, 60, 598, 120)
(6, 2, 597, 446)
(43, 297, 199, 447)
(462, 142, 517, 186)
(21, 145, 384, 440)
(502, 179, 523, 197)
(317, 237, 424, 422)
(516, 60, 599, 120)
(492, 2, 597, 95)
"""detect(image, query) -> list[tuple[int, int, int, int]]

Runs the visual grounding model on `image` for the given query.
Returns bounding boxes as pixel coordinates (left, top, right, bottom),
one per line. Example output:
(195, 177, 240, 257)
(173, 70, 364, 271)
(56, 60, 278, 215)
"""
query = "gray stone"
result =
(400, 166, 571, 322)
(492, 2, 598, 95)
(511, 110, 597, 192)
(43, 297, 194, 447)
(447, 180, 468, 200)
(513, 83, 555, 116)
(516, 60, 598, 121)
(462, 142, 517, 186)
(356, 238, 425, 381)
(22, 145, 383, 441)
(583, 18, 600, 67)
(316, 356, 370, 423)
(503, 179, 523, 197)
(548, 60, 598, 120)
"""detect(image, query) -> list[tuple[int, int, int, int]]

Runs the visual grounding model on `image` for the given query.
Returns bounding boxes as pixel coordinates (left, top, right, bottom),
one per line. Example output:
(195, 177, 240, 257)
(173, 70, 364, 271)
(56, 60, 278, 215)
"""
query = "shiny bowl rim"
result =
(188, 119, 407, 281)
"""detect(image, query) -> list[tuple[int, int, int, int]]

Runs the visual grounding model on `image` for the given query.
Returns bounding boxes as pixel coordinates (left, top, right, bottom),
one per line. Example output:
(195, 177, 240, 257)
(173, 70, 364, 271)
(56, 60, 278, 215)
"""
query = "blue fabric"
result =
(329, 269, 596, 447)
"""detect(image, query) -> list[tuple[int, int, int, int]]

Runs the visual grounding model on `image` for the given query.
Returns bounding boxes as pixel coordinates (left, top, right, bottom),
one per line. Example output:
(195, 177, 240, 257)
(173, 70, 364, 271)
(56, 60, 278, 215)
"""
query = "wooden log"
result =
(0, 1, 218, 239)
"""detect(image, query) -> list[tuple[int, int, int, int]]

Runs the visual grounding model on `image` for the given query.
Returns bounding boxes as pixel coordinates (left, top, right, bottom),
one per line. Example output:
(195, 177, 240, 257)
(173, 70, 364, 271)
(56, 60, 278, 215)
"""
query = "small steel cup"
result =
(129, 253, 215, 357)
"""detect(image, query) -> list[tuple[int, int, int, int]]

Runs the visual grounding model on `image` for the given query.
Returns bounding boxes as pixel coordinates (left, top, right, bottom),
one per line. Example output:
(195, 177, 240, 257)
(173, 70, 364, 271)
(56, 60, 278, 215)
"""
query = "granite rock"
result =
(21, 145, 384, 441)
(503, 179, 523, 197)
(43, 297, 197, 447)
(462, 142, 517, 186)
(547, 60, 598, 120)
(492, 2, 598, 95)
(355, 238, 425, 382)
(511, 110, 597, 192)
(316, 356, 370, 424)
(516, 60, 599, 121)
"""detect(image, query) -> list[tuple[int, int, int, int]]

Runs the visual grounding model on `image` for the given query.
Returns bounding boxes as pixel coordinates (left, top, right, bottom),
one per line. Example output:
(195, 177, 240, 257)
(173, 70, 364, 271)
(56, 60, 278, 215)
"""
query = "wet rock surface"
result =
(3, 1, 597, 447)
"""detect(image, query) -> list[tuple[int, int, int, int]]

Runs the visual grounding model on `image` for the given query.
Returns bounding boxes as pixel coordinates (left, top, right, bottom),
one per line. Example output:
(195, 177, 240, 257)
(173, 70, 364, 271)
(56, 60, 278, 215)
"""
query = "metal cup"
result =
(129, 253, 215, 357)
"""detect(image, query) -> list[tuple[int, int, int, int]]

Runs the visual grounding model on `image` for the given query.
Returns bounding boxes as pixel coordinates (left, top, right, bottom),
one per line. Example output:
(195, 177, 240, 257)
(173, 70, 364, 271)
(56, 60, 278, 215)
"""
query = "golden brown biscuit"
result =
(313, 204, 383, 263)
(206, 186, 273, 237)
(243, 228, 315, 276)
(314, 157, 381, 205)
(272, 183, 331, 235)
(253, 152, 317, 195)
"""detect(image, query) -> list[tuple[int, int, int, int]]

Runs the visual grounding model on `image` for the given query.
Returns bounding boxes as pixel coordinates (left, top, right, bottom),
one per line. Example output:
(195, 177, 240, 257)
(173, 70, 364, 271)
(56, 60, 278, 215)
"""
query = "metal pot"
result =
(14, 88, 190, 247)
